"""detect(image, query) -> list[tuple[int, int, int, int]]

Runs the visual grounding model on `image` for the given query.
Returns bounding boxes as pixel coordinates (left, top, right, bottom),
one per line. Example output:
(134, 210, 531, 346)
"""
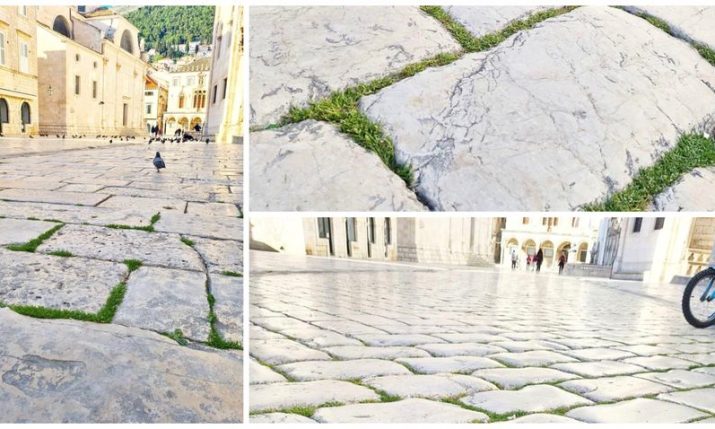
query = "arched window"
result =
(21, 102, 30, 124)
(120, 30, 134, 54)
(0, 98, 8, 124)
(52, 16, 71, 38)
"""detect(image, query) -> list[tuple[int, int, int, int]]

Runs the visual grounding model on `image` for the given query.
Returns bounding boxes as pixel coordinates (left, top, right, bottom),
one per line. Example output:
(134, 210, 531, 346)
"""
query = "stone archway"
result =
(190, 117, 202, 132)
(578, 242, 589, 263)
(557, 241, 571, 263)
(0, 98, 8, 134)
(120, 30, 134, 54)
(523, 239, 536, 257)
(178, 117, 189, 131)
(541, 240, 554, 267)
(20, 102, 30, 133)
(53, 16, 71, 38)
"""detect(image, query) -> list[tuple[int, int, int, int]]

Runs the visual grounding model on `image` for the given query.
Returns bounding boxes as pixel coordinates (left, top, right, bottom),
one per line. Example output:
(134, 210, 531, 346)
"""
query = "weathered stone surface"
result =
(99, 195, 185, 212)
(566, 398, 707, 423)
(186, 202, 240, 217)
(0, 308, 242, 423)
(559, 375, 673, 402)
(277, 359, 411, 381)
(313, 398, 488, 423)
(356, 333, 445, 346)
(636, 369, 715, 389)
(462, 384, 592, 414)
(491, 339, 568, 352)
(113, 267, 210, 341)
(625, 6, 715, 50)
(250, 121, 425, 211)
(444, 6, 550, 37)
(250, 359, 287, 385)
(37, 224, 204, 271)
(360, 6, 715, 210)
(323, 346, 431, 360)
(0, 201, 155, 228)
(652, 168, 715, 211)
(499, 413, 583, 423)
(0, 248, 126, 312)
(211, 274, 242, 344)
(0, 218, 59, 245)
(562, 347, 636, 361)
(658, 388, 715, 413)
(250, 380, 379, 412)
(552, 360, 646, 377)
(279, 325, 362, 348)
(249, 6, 460, 126)
(364, 374, 488, 399)
(417, 342, 507, 357)
(396, 356, 503, 374)
(251, 339, 331, 365)
(0, 188, 110, 206)
(250, 413, 316, 423)
(490, 350, 577, 367)
(473, 367, 580, 389)
(154, 212, 243, 241)
(623, 355, 696, 370)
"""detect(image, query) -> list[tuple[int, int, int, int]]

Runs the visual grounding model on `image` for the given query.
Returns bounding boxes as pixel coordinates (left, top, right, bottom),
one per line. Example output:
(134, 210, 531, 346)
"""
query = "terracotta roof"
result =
(175, 57, 211, 73)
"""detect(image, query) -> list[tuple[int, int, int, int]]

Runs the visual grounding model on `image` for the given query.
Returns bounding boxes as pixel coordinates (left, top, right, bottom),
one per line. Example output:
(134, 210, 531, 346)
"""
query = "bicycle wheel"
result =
(682, 268, 715, 328)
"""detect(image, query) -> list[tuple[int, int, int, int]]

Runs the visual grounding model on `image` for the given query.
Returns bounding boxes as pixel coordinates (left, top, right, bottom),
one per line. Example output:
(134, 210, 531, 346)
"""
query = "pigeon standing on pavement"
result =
(153, 152, 166, 172)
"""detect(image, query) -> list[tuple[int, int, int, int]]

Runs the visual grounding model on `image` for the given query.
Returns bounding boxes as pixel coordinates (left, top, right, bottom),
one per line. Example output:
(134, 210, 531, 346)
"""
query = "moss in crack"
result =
(48, 250, 73, 257)
(220, 270, 242, 277)
(180, 236, 195, 247)
(163, 329, 189, 346)
(123, 259, 143, 273)
(6, 224, 64, 252)
(206, 292, 242, 350)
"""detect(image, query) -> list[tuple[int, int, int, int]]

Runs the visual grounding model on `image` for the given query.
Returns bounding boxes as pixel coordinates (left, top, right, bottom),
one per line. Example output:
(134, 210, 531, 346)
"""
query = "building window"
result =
(0, 32, 6, 66)
(172, 78, 180, 87)
(369, 218, 376, 243)
(384, 218, 392, 245)
(571, 217, 579, 228)
(654, 217, 665, 230)
(193, 90, 206, 109)
(122, 103, 128, 126)
(92, 81, 97, 99)
(178, 94, 185, 109)
(146, 103, 152, 114)
(522, 217, 529, 225)
(212, 85, 217, 104)
(74, 75, 80, 95)
(93, 61, 97, 68)
(75, 53, 80, 62)
(633, 217, 643, 233)
(222, 78, 228, 99)
(553, 218, 559, 226)
(18, 6, 27, 16)
(216, 36, 222, 58)
(0, 98, 9, 124)
(19, 41, 29, 73)
(317, 218, 331, 239)
(346, 218, 357, 242)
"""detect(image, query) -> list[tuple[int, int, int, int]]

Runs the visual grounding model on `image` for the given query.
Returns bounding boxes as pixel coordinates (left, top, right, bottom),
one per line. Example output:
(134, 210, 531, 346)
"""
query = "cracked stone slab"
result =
(313, 398, 488, 423)
(277, 359, 411, 381)
(36, 224, 204, 271)
(566, 398, 708, 423)
(473, 367, 580, 389)
(490, 350, 577, 367)
(625, 6, 715, 50)
(194, 238, 242, 274)
(249, 380, 379, 412)
(154, 212, 243, 240)
(462, 384, 593, 414)
(444, 6, 551, 37)
(211, 274, 243, 344)
(251, 339, 331, 365)
(635, 369, 715, 389)
(551, 360, 647, 377)
(0, 308, 242, 423)
(658, 388, 715, 414)
(250, 121, 425, 211)
(322, 346, 431, 360)
(360, 6, 715, 210)
(559, 375, 673, 402)
(0, 248, 126, 312)
(652, 168, 715, 211)
(250, 359, 287, 385)
(0, 218, 60, 245)
(396, 356, 503, 374)
(249, 6, 460, 126)
(250, 413, 316, 423)
(0, 201, 154, 228)
(113, 267, 210, 341)
(0, 188, 111, 206)
(364, 374, 493, 399)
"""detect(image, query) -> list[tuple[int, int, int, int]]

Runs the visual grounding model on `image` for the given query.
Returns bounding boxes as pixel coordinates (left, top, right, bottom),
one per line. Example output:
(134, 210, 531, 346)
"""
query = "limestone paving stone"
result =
(186, 202, 240, 217)
(395, 356, 503, 374)
(462, 384, 593, 414)
(625, 6, 715, 50)
(559, 375, 673, 403)
(499, 414, 584, 423)
(364, 374, 479, 399)
(562, 347, 636, 361)
(490, 339, 569, 352)
(652, 168, 715, 211)
(37, 224, 204, 271)
(444, 6, 551, 37)
(277, 359, 411, 381)
(695, 367, 715, 377)
(0, 218, 60, 245)
(311, 319, 386, 335)
(551, 360, 647, 377)
(194, 238, 243, 274)
(635, 369, 715, 389)
(613, 344, 673, 356)
(473, 367, 580, 389)
(154, 211, 243, 240)
(360, 6, 715, 210)
(250, 413, 316, 423)
(250, 121, 426, 211)
(566, 398, 708, 423)
(279, 326, 363, 348)
(658, 388, 715, 414)
(623, 355, 697, 370)
(0, 309, 242, 423)
(677, 353, 715, 365)
(322, 345, 431, 360)
(0, 188, 111, 206)
(490, 350, 578, 367)
(251, 339, 331, 365)
(249, 6, 460, 126)
(0, 200, 155, 228)
(312, 398, 488, 423)
(0, 249, 126, 312)
(417, 342, 508, 357)
(211, 274, 243, 344)
(249, 380, 379, 412)
(250, 359, 287, 385)
(113, 267, 210, 341)
(57, 183, 105, 193)
(356, 333, 445, 346)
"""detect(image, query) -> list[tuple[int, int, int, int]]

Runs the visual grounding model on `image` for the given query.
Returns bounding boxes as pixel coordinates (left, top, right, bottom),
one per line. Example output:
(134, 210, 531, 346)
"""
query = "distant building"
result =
(35, 6, 147, 135)
(163, 57, 210, 135)
(144, 71, 167, 134)
(0, 6, 39, 136)
(205, 5, 244, 143)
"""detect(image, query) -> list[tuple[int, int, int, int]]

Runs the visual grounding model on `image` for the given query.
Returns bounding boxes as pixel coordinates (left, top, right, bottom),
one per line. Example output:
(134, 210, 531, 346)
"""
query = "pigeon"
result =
(153, 152, 166, 172)
(206, 138, 209, 144)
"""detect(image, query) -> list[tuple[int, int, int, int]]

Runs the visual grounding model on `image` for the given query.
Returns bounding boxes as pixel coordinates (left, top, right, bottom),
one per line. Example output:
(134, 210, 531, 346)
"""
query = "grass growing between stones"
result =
(6, 224, 63, 252)
(206, 292, 242, 350)
(180, 236, 195, 247)
(279, 6, 578, 186)
(163, 329, 189, 346)
(583, 133, 715, 211)
(48, 250, 73, 257)
(123, 259, 143, 273)
(220, 270, 242, 277)
(441, 395, 530, 422)
(106, 211, 161, 233)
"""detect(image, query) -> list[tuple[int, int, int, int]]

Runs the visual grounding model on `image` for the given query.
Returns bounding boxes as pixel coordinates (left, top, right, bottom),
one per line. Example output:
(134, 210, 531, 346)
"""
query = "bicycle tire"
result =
(682, 268, 715, 328)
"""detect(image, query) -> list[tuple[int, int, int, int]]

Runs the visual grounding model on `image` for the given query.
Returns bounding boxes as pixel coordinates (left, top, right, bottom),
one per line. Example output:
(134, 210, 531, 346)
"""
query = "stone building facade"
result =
(205, 6, 244, 143)
(304, 217, 398, 260)
(144, 71, 167, 134)
(0, 6, 39, 136)
(163, 57, 210, 136)
(35, 6, 146, 136)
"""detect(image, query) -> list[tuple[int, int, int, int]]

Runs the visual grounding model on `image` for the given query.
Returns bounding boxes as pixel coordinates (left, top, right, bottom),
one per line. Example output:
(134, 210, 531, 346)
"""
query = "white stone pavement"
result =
(0, 138, 243, 422)
(249, 251, 715, 423)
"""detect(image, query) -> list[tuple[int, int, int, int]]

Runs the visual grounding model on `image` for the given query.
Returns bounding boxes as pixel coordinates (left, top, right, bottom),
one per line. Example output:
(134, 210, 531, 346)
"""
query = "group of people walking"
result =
(510, 248, 567, 274)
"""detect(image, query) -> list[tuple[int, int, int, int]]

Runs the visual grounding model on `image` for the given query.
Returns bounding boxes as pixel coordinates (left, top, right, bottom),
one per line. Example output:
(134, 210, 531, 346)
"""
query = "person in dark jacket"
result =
(558, 252, 567, 275)
(535, 248, 544, 272)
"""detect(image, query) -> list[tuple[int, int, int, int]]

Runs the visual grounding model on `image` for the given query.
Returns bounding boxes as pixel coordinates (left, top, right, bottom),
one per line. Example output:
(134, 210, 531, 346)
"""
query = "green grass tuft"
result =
(204, 291, 241, 350)
(48, 250, 73, 257)
(94, 282, 128, 323)
(149, 212, 161, 225)
(6, 224, 64, 252)
(180, 236, 195, 247)
(584, 133, 715, 211)
(220, 271, 242, 277)
(164, 329, 189, 346)
(123, 259, 143, 273)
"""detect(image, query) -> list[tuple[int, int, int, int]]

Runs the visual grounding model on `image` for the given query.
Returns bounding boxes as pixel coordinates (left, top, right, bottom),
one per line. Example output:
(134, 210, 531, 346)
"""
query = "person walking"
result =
(558, 252, 566, 275)
(535, 248, 544, 272)
(511, 249, 518, 270)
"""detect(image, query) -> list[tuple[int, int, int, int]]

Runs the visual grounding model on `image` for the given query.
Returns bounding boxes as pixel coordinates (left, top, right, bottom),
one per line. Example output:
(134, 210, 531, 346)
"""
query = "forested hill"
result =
(123, 6, 215, 59)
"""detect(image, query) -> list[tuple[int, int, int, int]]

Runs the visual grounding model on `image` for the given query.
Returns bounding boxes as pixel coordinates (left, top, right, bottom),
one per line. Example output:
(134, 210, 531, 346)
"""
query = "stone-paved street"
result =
(250, 6, 715, 211)
(249, 251, 715, 423)
(0, 137, 243, 422)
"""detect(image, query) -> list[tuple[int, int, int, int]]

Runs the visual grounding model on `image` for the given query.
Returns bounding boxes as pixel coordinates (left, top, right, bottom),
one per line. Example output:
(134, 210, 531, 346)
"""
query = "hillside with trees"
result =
(123, 6, 215, 59)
